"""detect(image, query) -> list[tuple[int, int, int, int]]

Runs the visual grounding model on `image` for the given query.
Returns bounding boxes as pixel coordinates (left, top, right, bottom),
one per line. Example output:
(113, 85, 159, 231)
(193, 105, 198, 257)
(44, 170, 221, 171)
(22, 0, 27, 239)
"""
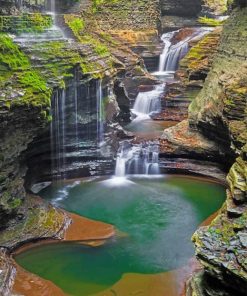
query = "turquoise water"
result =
(15, 175, 225, 295)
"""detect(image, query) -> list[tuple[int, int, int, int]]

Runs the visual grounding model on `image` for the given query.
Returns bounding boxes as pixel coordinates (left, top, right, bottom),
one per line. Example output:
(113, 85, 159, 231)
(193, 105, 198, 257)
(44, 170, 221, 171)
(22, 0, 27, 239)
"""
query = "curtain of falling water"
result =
(51, 89, 66, 179)
(115, 142, 160, 177)
(96, 80, 104, 146)
(74, 68, 79, 151)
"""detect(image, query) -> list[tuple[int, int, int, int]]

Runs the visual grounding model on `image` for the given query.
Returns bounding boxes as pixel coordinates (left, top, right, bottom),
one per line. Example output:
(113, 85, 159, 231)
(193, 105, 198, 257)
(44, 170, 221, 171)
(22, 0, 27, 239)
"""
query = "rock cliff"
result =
(161, 4, 247, 295)
(187, 7, 247, 295)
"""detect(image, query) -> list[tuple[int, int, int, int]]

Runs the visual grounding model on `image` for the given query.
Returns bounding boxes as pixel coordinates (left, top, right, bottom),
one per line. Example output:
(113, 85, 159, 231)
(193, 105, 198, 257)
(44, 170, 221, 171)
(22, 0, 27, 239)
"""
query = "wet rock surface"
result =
(0, 196, 70, 251)
(159, 5, 247, 295)
(178, 28, 222, 87)
(182, 7, 247, 295)
(0, 249, 15, 296)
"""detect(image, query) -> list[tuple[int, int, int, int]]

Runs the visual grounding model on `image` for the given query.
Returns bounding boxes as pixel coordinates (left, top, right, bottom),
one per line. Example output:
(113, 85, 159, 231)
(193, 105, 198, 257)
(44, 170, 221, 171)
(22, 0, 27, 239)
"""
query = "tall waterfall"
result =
(48, 0, 56, 22)
(156, 28, 212, 75)
(132, 84, 165, 120)
(51, 89, 66, 178)
(97, 80, 105, 145)
(73, 68, 81, 151)
(115, 141, 160, 177)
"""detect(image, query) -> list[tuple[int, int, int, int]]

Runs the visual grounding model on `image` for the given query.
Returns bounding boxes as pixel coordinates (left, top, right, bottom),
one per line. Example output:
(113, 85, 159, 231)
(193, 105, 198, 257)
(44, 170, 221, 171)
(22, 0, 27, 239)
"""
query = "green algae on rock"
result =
(179, 28, 222, 87)
(0, 14, 53, 34)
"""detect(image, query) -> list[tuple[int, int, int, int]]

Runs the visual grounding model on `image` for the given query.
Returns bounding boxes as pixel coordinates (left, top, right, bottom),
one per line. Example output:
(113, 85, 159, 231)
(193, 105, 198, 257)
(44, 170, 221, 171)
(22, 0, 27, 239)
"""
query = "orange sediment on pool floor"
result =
(12, 209, 213, 296)
(94, 258, 201, 296)
(12, 212, 116, 296)
(65, 212, 115, 242)
(12, 263, 67, 296)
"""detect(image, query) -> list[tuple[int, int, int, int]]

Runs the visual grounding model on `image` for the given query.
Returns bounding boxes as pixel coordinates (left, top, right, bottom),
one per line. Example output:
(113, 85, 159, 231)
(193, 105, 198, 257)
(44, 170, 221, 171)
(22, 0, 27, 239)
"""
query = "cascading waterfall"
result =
(132, 84, 165, 120)
(115, 141, 160, 177)
(14, 0, 65, 44)
(158, 30, 178, 72)
(155, 28, 212, 75)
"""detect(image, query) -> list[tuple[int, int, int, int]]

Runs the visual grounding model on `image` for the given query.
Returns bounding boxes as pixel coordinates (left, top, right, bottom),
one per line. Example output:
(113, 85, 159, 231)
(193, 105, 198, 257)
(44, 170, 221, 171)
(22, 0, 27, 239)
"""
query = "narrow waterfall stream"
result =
(96, 80, 105, 145)
(50, 89, 66, 178)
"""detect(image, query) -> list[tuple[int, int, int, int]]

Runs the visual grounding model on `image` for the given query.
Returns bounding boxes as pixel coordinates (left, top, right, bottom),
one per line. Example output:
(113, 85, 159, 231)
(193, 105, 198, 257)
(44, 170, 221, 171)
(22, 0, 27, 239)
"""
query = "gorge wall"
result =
(188, 6, 247, 295)
(160, 0, 229, 29)
(161, 2, 247, 295)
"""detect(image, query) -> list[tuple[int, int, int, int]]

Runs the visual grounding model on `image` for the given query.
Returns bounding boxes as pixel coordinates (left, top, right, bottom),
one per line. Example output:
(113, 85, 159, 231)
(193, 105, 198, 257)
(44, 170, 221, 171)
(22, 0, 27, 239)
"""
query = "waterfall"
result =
(51, 89, 66, 179)
(115, 141, 160, 177)
(48, 0, 56, 23)
(15, 0, 23, 10)
(158, 31, 178, 72)
(97, 80, 105, 145)
(132, 84, 164, 120)
(14, 0, 65, 44)
(156, 28, 212, 75)
(74, 69, 79, 150)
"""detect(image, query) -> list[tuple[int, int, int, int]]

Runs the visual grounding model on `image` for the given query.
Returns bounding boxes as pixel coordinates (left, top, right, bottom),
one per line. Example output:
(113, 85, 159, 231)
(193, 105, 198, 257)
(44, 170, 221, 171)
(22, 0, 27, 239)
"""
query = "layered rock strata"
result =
(161, 5, 247, 295)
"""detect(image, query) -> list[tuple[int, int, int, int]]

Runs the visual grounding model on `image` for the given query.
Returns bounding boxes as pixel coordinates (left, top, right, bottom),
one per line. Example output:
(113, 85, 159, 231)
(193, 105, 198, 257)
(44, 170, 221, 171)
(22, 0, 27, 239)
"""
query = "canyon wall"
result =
(160, 0, 202, 17)
(160, 3, 247, 295)
(188, 8, 247, 295)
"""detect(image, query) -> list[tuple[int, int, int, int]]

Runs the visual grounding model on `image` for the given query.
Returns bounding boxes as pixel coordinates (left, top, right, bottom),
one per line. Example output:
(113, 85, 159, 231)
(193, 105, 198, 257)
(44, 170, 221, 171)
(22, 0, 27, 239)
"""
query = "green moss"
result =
(68, 17, 85, 35)
(65, 15, 110, 58)
(0, 33, 51, 110)
(0, 34, 29, 72)
(198, 16, 225, 27)
(9, 198, 22, 209)
(92, 0, 120, 12)
(0, 14, 53, 34)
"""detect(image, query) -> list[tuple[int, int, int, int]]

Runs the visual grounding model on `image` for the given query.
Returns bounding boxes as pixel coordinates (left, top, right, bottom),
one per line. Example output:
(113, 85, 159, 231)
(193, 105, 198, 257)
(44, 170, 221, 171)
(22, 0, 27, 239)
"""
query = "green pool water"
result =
(15, 175, 225, 296)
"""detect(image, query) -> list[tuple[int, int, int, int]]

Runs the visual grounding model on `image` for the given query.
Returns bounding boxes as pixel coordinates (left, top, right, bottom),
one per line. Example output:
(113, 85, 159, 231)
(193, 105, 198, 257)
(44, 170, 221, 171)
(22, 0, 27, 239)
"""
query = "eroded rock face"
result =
(0, 249, 15, 296)
(185, 7, 247, 295)
(93, 0, 161, 31)
(160, 0, 202, 17)
(178, 28, 222, 87)
(189, 9, 247, 152)
(161, 5, 247, 295)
